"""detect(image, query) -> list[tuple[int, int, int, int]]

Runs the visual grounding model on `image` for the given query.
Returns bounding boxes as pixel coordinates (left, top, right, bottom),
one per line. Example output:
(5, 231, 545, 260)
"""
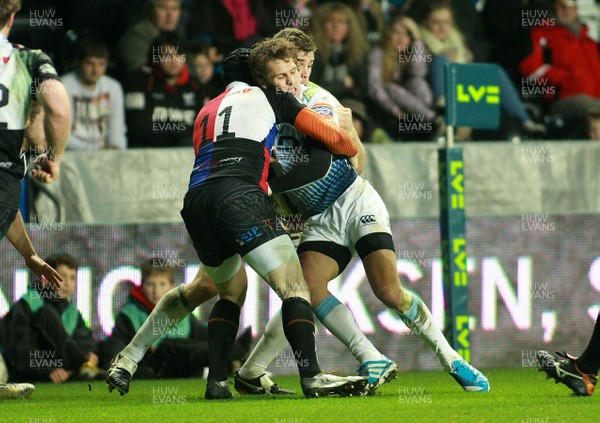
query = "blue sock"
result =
(314, 295, 342, 322)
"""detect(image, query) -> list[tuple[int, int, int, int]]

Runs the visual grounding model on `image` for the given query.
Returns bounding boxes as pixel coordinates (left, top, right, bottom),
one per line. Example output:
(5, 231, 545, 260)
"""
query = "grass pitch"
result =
(3, 368, 596, 423)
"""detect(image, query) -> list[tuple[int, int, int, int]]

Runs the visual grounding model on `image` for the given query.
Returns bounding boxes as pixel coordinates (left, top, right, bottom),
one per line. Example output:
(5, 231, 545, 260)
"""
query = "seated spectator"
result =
(341, 98, 395, 144)
(1, 254, 102, 384)
(186, 0, 277, 56)
(309, 2, 369, 101)
(124, 32, 204, 148)
(61, 37, 127, 150)
(404, 0, 490, 62)
(351, 0, 385, 45)
(101, 260, 250, 378)
(588, 108, 600, 141)
(367, 15, 441, 140)
(188, 43, 226, 103)
(420, 0, 545, 137)
(482, 0, 548, 83)
(118, 0, 182, 74)
(520, 0, 600, 139)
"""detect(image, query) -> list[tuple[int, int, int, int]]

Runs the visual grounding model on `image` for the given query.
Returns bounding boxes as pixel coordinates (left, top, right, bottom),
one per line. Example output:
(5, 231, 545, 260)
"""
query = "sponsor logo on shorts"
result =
(236, 226, 264, 245)
(359, 214, 376, 225)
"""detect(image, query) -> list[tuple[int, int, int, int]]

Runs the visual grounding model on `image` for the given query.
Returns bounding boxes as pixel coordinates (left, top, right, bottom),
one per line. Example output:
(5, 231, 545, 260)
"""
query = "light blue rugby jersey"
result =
(273, 123, 356, 217)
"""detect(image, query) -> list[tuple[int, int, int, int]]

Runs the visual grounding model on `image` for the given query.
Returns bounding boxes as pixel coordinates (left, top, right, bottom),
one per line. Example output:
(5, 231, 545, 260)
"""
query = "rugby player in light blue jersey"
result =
(234, 29, 489, 395)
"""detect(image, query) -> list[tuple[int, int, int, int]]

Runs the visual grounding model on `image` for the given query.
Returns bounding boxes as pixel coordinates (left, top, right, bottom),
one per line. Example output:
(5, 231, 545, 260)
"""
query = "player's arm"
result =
(5, 210, 63, 288)
(266, 90, 358, 157)
(337, 105, 366, 174)
(293, 108, 358, 157)
(269, 138, 332, 194)
(37, 79, 70, 159)
(33, 79, 70, 183)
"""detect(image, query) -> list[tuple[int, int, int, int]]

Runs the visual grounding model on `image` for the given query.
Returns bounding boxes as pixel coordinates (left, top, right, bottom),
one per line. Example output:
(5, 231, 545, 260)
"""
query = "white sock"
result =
(316, 295, 382, 364)
(238, 311, 288, 380)
(122, 285, 192, 364)
(395, 293, 461, 371)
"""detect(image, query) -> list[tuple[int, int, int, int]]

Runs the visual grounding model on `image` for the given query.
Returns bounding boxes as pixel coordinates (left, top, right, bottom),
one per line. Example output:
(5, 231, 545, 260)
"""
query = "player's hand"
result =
(337, 106, 354, 132)
(85, 352, 99, 367)
(31, 156, 61, 183)
(49, 368, 70, 383)
(25, 255, 63, 289)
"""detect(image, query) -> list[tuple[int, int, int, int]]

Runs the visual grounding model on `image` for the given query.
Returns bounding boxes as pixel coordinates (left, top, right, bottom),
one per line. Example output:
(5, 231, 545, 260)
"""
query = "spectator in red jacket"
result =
(520, 0, 600, 137)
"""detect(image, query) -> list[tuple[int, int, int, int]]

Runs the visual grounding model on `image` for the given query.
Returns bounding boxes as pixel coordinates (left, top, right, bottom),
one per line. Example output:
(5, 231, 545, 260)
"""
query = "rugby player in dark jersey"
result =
(107, 44, 367, 399)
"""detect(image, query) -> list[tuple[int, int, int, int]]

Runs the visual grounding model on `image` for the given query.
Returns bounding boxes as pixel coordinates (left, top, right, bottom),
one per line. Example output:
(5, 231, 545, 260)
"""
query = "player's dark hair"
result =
(249, 38, 298, 86)
(273, 28, 317, 53)
(0, 0, 20, 28)
(222, 47, 254, 85)
(140, 259, 175, 285)
(45, 253, 79, 270)
(75, 37, 110, 61)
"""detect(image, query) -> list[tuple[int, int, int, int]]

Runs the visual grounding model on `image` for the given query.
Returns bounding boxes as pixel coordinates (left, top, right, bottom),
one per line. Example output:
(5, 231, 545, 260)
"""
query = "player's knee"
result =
(278, 279, 311, 303)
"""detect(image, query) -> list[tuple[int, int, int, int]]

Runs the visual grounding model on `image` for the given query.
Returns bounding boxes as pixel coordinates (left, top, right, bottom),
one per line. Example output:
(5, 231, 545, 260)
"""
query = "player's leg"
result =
(299, 246, 396, 393)
(575, 311, 600, 377)
(358, 237, 489, 392)
(244, 235, 367, 397)
(537, 311, 599, 396)
(349, 178, 488, 391)
(204, 257, 247, 399)
(234, 310, 295, 394)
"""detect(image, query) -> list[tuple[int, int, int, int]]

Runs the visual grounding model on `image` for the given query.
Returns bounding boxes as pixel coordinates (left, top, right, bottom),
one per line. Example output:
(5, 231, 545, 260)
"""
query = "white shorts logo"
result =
(359, 214, 376, 225)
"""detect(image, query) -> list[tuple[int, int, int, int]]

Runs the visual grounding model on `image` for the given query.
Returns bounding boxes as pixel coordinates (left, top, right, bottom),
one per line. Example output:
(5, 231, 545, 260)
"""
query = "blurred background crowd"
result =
(15, 0, 600, 147)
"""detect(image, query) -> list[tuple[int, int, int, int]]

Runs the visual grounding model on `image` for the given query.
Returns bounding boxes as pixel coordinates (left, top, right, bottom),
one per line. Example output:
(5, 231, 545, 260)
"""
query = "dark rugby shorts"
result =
(181, 180, 285, 267)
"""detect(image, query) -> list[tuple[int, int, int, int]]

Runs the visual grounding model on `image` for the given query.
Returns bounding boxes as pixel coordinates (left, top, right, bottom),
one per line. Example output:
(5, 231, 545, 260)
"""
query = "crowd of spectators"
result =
(12, 0, 600, 143)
